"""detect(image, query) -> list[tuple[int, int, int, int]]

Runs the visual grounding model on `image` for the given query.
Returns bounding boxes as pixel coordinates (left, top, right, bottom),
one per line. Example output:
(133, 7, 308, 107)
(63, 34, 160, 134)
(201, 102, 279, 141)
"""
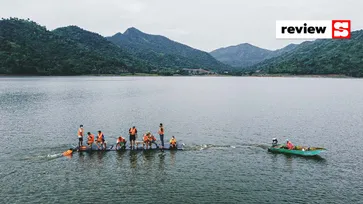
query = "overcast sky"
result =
(1, 0, 362, 52)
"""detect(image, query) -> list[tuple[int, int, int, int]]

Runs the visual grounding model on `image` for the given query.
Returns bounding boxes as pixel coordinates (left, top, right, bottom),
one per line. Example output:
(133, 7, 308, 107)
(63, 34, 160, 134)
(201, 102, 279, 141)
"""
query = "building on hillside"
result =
(182, 68, 215, 75)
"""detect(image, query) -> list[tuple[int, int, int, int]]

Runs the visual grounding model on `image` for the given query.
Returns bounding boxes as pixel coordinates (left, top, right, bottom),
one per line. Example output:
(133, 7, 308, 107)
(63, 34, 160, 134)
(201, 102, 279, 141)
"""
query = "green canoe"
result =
(268, 145, 326, 156)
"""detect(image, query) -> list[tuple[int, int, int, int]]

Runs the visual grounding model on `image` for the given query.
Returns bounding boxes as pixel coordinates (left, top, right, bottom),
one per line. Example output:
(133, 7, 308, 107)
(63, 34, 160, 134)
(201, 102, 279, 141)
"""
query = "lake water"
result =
(0, 76, 362, 203)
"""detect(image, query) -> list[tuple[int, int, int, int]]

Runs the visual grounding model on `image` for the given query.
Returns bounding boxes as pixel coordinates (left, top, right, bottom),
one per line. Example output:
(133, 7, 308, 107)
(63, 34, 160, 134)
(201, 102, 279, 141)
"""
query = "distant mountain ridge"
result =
(107, 27, 229, 71)
(210, 43, 297, 68)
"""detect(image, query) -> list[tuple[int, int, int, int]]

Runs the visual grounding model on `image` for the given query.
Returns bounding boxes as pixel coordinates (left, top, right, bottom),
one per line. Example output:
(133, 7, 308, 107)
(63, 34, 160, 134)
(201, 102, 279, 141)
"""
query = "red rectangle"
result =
(332, 20, 351, 39)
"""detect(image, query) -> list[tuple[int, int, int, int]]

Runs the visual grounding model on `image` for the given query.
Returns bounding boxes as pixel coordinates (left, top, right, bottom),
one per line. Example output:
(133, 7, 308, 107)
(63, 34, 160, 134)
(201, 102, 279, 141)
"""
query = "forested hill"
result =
(106, 27, 229, 71)
(0, 18, 228, 75)
(52, 26, 153, 72)
(0, 18, 153, 75)
(249, 30, 363, 77)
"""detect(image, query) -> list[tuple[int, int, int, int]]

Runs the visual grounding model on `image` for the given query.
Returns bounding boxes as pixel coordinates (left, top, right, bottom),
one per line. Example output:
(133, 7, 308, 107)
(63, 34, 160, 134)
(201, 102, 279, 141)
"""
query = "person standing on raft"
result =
(77, 125, 84, 147)
(96, 130, 106, 150)
(158, 123, 164, 149)
(129, 126, 137, 149)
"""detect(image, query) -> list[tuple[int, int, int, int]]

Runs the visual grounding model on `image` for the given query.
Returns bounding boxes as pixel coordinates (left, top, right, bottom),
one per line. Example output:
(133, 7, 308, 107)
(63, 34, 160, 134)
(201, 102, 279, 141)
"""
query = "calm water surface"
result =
(0, 76, 362, 203)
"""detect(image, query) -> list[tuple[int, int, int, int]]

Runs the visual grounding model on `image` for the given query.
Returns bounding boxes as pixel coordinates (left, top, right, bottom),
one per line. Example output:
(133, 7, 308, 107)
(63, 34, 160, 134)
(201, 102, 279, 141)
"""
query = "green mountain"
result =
(0, 18, 149, 75)
(251, 30, 363, 77)
(210, 43, 297, 68)
(265, 43, 298, 59)
(107, 27, 229, 71)
(52, 26, 153, 72)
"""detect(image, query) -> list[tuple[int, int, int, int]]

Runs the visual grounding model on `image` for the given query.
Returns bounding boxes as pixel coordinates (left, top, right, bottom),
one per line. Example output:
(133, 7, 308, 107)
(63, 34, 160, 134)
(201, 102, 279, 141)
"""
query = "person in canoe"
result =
(87, 132, 95, 148)
(96, 130, 106, 150)
(170, 136, 177, 148)
(116, 136, 127, 150)
(158, 123, 165, 149)
(143, 132, 150, 149)
(77, 125, 84, 147)
(272, 138, 278, 147)
(148, 133, 159, 149)
(286, 139, 294, 150)
(129, 126, 137, 149)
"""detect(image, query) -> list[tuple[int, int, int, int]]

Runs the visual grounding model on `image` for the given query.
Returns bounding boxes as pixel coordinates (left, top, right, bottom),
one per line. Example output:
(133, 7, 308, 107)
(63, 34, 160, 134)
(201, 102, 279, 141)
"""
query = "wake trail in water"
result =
(24, 143, 270, 160)
(183, 143, 270, 151)
(0, 170, 17, 180)
(18, 152, 65, 163)
(238, 143, 270, 150)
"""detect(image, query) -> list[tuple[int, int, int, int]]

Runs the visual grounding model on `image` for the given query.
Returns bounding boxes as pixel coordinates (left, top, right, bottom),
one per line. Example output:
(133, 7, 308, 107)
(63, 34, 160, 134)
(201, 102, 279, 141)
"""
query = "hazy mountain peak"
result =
(124, 27, 144, 35)
(111, 32, 123, 38)
(106, 27, 229, 71)
(210, 42, 300, 68)
(237, 43, 254, 47)
(210, 43, 273, 67)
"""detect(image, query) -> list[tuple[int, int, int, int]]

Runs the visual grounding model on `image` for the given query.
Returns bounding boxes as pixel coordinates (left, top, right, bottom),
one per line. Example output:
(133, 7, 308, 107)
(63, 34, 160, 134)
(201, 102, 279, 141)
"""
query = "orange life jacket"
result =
(149, 135, 156, 141)
(78, 128, 84, 136)
(130, 128, 136, 135)
(63, 150, 73, 156)
(158, 127, 164, 135)
(88, 134, 94, 143)
(170, 138, 176, 145)
(117, 137, 126, 143)
(97, 133, 103, 142)
(143, 135, 149, 142)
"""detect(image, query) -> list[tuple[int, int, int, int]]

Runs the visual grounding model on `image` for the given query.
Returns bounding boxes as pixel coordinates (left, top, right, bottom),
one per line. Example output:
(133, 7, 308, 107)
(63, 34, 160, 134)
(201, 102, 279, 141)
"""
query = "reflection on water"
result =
(142, 151, 157, 169)
(277, 153, 327, 163)
(170, 150, 176, 166)
(87, 151, 96, 161)
(77, 152, 86, 163)
(96, 151, 105, 163)
(158, 153, 165, 172)
(116, 151, 127, 165)
(284, 155, 294, 172)
(129, 151, 138, 168)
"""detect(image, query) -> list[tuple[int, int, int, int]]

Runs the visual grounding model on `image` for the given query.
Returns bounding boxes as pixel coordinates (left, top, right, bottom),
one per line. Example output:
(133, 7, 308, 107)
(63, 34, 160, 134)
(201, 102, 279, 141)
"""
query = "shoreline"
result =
(0, 73, 355, 78)
(246, 74, 352, 78)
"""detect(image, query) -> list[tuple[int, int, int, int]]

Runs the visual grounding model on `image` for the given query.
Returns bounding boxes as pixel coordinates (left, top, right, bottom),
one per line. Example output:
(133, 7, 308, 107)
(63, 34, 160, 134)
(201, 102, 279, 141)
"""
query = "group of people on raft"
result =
(77, 123, 178, 150)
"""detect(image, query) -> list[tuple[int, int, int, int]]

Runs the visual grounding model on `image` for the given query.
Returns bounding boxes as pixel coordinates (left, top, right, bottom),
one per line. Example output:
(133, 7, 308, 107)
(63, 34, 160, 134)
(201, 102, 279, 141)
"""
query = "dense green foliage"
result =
(250, 30, 363, 77)
(52, 26, 154, 73)
(0, 18, 151, 75)
(210, 43, 297, 68)
(0, 18, 227, 75)
(107, 28, 229, 71)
